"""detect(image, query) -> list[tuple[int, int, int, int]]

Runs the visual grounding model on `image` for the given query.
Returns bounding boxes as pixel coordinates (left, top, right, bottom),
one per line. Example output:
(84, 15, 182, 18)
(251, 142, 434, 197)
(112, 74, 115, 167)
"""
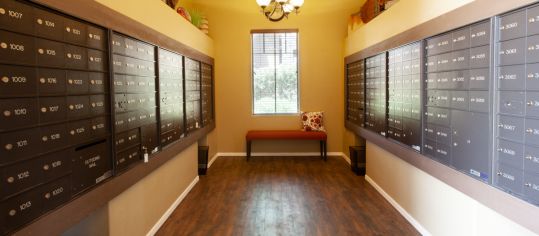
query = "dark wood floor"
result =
(157, 156, 419, 236)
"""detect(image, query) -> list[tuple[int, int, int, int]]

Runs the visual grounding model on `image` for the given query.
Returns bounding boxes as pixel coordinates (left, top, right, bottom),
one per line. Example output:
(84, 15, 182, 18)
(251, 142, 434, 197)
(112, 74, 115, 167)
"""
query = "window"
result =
(251, 30, 299, 115)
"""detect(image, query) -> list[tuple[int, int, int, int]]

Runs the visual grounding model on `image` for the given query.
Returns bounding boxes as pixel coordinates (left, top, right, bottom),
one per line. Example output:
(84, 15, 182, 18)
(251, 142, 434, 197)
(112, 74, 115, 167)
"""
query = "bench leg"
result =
(324, 141, 328, 161)
(319, 141, 324, 159)
(246, 140, 251, 161)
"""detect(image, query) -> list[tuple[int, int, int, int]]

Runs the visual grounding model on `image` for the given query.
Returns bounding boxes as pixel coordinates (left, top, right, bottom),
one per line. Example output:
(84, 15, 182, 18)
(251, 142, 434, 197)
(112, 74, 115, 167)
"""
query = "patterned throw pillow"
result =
(301, 111, 325, 132)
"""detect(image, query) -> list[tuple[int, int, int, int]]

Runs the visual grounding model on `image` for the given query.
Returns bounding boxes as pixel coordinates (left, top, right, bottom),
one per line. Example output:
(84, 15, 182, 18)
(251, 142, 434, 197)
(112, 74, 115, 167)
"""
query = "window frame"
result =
(250, 29, 300, 116)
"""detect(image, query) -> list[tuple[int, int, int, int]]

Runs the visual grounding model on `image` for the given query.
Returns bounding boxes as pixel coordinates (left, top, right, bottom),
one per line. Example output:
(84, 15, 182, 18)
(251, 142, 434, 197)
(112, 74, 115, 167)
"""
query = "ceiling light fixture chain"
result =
(256, 0, 304, 22)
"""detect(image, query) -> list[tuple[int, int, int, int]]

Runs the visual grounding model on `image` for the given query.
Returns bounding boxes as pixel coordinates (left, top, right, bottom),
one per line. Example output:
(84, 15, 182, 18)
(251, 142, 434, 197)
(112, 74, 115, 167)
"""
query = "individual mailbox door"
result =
(469, 68, 489, 90)
(115, 145, 140, 172)
(89, 95, 106, 116)
(498, 38, 526, 66)
(437, 53, 452, 72)
(527, 35, 539, 63)
(0, 129, 39, 165)
(38, 96, 66, 124)
(37, 68, 65, 95)
(471, 20, 491, 47)
(0, 98, 37, 131)
(524, 145, 539, 174)
(115, 128, 139, 151)
(111, 33, 125, 55)
(90, 116, 108, 138)
(436, 125, 452, 145)
(424, 123, 436, 140)
(435, 142, 451, 165)
(527, 63, 539, 90)
(40, 149, 72, 182)
(435, 33, 452, 55)
(523, 173, 539, 204)
(86, 25, 106, 50)
(0, 187, 42, 234)
(39, 176, 71, 212)
(498, 65, 525, 90)
(39, 124, 68, 152)
(112, 55, 126, 74)
(526, 92, 539, 117)
(114, 112, 128, 133)
(498, 115, 525, 142)
(426, 56, 437, 72)
(137, 41, 155, 62)
(495, 162, 524, 196)
(123, 37, 137, 59)
(88, 49, 106, 72)
(436, 72, 452, 89)
(451, 70, 469, 90)
(33, 7, 63, 41)
(66, 70, 88, 95)
(114, 94, 126, 113)
(469, 91, 489, 113)
(0, 30, 35, 65)
(436, 90, 451, 108)
(497, 139, 524, 169)
(525, 118, 539, 145)
(0, 65, 37, 97)
(1, 158, 42, 199)
(423, 139, 436, 158)
(63, 18, 86, 46)
(499, 9, 526, 41)
(0, 1, 34, 35)
(113, 74, 126, 93)
(66, 119, 91, 145)
(35, 38, 64, 68)
(126, 111, 139, 129)
(469, 45, 490, 69)
(452, 27, 471, 51)
(451, 91, 469, 110)
(64, 44, 87, 70)
(452, 49, 470, 71)
(89, 72, 107, 94)
(529, 5, 539, 36)
(71, 140, 112, 195)
(499, 91, 525, 116)
(66, 96, 89, 119)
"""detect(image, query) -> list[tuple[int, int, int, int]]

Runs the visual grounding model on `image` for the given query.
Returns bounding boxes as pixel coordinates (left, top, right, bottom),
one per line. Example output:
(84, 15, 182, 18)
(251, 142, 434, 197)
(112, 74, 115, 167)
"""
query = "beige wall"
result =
(345, 0, 536, 234)
(193, 0, 362, 154)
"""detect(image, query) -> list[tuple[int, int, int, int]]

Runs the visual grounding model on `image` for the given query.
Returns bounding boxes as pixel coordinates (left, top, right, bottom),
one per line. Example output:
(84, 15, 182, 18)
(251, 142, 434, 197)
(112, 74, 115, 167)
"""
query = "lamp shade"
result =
(256, 0, 271, 7)
(276, 0, 287, 3)
(283, 3, 294, 13)
(290, 0, 304, 7)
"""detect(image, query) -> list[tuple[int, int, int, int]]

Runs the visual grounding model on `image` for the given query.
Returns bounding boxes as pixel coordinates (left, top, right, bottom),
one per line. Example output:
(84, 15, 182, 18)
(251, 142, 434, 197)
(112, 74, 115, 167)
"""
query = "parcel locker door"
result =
(141, 123, 158, 153)
(452, 111, 490, 181)
(72, 140, 112, 195)
(0, 0, 34, 34)
(0, 98, 38, 131)
(0, 65, 37, 97)
(403, 118, 421, 151)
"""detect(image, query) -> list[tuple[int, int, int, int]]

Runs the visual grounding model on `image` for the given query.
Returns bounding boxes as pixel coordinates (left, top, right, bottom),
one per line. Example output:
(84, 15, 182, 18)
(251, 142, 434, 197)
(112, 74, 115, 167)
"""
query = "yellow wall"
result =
(195, 0, 362, 154)
(345, 0, 536, 234)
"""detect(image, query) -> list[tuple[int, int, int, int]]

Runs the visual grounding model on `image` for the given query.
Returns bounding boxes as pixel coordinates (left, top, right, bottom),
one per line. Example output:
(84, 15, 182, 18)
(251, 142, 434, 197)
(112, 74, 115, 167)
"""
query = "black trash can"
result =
(349, 146, 366, 176)
(198, 146, 209, 175)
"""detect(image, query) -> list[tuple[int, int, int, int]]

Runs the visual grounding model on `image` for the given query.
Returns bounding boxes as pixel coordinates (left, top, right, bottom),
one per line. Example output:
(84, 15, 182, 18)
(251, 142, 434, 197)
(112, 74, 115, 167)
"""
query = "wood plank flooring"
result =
(157, 156, 419, 236)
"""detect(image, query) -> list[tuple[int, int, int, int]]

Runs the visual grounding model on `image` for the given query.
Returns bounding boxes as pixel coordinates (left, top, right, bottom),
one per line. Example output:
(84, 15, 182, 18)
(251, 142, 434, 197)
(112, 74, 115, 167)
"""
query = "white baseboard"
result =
(146, 176, 200, 236)
(365, 175, 431, 236)
(207, 153, 219, 168)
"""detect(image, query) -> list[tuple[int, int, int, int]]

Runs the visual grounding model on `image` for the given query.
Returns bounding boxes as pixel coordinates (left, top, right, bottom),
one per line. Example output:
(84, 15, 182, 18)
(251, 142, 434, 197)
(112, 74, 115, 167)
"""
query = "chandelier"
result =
(256, 0, 304, 22)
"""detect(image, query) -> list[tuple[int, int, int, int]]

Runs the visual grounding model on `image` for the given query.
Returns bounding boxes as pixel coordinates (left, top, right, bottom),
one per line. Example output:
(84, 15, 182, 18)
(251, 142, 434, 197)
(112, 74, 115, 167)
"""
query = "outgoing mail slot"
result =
(39, 96, 66, 124)
(72, 140, 112, 195)
(90, 116, 108, 138)
(0, 0, 34, 35)
(498, 64, 525, 90)
(469, 45, 489, 69)
(469, 68, 489, 90)
(526, 92, 539, 117)
(0, 129, 39, 165)
(497, 139, 524, 168)
(469, 91, 489, 113)
(114, 112, 129, 133)
(37, 68, 66, 95)
(451, 91, 469, 111)
(40, 149, 72, 182)
(0, 64, 37, 97)
(471, 20, 491, 47)
(64, 44, 87, 70)
(525, 145, 539, 173)
(498, 38, 526, 66)
(115, 128, 139, 151)
(66, 119, 91, 145)
(115, 145, 141, 172)
(33, 7, 64, 41)
(499, 9, 526, 41)
(523, 173, 539, 204)
(452, 26, 470, 51)
(66, 70, 89, 94)
(495, 162, 524, 196)
(88, 49, 106, 72)
(39, 124, 68, 152)
(527, 34, 539, 63)
(0, 186, 42, 234)
(35, 38, 64, 68)
(0, 30, 35, 65)
(66, 96, 89, 119)
(89, 72, 107, 94)
(498, 115, 525, 143)
(0, 98, 37, 131)
(63, 18, 86, 46)
(499, 91, 525, 116)
(1, 158, 42, 199)
(89, 95, 106, 116)
(86, 25, 106, 50)
(39, 176, 71, 213)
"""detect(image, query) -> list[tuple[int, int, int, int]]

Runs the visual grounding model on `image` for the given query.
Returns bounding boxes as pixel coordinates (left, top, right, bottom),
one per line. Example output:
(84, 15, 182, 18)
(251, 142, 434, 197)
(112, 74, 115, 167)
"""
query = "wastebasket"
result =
(198, 146, 209, 175)
(349, 146, 366, 176)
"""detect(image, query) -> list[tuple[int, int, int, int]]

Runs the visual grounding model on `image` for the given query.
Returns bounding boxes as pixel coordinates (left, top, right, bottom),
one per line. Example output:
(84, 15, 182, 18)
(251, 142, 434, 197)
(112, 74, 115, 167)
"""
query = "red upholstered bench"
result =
(245, 130, 327, 161)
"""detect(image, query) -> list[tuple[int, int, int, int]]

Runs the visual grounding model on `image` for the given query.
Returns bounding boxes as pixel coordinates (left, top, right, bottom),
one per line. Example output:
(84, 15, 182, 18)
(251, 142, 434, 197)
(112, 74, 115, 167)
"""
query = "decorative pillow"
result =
(301, 111, 326, 132)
